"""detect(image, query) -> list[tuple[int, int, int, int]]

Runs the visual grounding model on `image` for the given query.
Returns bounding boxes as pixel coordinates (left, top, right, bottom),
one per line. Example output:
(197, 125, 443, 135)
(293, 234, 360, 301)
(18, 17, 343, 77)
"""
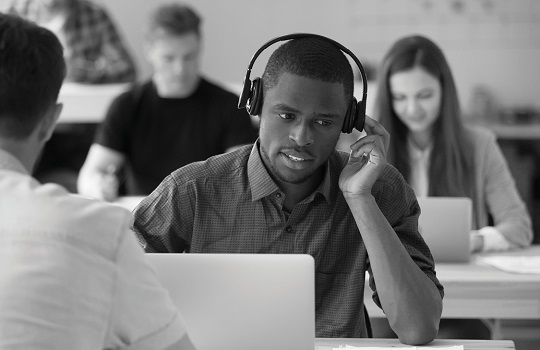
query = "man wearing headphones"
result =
(133, 34, 444, 345)
(78, 3, 257, 200)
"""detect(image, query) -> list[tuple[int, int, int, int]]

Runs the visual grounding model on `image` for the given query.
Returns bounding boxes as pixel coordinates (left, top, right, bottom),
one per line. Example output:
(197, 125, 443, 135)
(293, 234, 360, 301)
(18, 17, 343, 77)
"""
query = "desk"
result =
(365, 246, 540, 320)
(315, 338, 515, 349)
(467, 120, 540, 140)
(364, 246, 540, 339)
(58, 82, 130, 123)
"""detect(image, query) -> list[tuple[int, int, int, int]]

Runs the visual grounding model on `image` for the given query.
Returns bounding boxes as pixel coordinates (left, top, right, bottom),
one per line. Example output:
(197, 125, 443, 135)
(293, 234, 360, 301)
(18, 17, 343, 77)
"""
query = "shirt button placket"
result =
(284, 224, 295, 253)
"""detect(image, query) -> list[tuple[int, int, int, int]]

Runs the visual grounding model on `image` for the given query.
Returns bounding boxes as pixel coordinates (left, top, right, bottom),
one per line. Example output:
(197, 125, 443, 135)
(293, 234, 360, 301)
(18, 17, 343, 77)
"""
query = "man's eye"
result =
(278, 113, 294, 120)
(315, 120, 332, 127)
(392, 94, 405, 101)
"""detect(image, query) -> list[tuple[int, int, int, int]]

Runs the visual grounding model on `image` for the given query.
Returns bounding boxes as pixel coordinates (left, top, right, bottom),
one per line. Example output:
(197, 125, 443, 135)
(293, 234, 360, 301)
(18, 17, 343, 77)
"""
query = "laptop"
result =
(416, 197, 472, 263)
(145, 253, 315, 350)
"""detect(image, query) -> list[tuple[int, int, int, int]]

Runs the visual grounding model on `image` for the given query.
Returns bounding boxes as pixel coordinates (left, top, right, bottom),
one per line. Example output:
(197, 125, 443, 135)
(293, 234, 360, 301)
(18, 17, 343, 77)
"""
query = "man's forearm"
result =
(346, 194, 442, 345)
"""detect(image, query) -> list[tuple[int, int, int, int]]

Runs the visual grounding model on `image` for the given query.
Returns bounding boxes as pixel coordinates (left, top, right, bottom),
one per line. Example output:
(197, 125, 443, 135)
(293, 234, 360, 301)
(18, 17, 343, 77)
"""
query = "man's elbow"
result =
(394, 301, 442, 345)
(397, 320, 439, 346)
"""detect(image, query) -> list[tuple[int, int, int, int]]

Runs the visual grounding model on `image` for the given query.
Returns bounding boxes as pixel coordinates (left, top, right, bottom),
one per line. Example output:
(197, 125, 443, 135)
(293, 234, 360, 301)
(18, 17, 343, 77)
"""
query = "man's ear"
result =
(38, 103, 63, 142)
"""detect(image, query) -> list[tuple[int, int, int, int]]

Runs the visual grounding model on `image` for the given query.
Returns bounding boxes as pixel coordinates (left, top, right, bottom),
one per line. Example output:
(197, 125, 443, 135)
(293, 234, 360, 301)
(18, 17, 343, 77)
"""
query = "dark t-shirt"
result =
(95, 78, 258, 195)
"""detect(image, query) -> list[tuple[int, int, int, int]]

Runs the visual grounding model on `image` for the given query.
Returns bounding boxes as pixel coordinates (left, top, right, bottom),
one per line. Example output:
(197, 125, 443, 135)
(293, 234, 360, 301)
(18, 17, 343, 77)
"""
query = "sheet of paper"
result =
(331, 346, 464, 350)
(478, 256, 540, 274)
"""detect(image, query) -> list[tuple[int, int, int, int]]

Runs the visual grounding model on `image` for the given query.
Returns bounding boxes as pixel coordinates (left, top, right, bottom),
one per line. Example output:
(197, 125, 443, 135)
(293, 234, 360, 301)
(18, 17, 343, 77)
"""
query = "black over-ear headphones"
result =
(238, 33, 367, 133)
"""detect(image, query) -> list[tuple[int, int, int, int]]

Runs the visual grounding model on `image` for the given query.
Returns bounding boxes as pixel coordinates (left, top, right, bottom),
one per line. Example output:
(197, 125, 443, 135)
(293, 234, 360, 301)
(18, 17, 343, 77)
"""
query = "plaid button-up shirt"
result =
(4, 0, 136, 83)
(134, 142, 444, 338)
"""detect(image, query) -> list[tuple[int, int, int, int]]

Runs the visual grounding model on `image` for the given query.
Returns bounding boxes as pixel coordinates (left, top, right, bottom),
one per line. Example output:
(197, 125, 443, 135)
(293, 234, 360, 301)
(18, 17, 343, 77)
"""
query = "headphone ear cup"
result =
(246, 77, 263, 116)
(238, 75, 252, 110)
(355, 98, 366, 132)
(342, 97, 357, 133)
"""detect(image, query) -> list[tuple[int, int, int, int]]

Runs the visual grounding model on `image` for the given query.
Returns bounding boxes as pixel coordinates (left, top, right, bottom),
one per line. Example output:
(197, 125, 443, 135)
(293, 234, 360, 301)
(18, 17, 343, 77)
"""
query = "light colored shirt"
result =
(0, 149, 186, 350)
(407, 137, 431, 198)
(407, 135, 511, 252)
(134, 141, 444, 338)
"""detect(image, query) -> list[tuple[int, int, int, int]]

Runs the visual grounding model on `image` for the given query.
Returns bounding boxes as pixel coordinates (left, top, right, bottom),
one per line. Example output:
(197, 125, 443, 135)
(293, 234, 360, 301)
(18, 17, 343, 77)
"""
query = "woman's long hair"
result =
(374, 35, 475, 198)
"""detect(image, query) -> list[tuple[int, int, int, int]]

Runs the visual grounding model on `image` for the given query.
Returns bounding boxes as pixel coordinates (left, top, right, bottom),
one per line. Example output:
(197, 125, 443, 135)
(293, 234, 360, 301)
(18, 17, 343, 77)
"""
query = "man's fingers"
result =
(362, 115, 390, 155)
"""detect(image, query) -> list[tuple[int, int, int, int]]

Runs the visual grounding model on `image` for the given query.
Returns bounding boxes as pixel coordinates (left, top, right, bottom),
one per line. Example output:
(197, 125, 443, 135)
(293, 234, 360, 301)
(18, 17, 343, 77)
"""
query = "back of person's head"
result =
(146, 2, 202, 40)
(0, 13, 65, 139)
(261, 37, 354, 107)
(375, 35, 473, 197)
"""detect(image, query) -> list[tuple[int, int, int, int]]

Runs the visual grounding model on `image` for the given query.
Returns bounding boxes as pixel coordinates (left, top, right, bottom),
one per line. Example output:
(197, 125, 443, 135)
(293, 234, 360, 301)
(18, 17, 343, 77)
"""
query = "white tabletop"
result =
(315, 338, 515, 350)
(57, 82, 130, 123)
(365, 246, 540, 320)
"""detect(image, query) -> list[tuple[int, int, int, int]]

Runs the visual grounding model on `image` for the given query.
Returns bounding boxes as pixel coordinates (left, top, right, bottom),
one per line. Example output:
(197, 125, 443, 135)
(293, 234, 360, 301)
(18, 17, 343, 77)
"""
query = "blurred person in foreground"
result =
(0, 13, 195, 350)
(3, 0, 138, 193)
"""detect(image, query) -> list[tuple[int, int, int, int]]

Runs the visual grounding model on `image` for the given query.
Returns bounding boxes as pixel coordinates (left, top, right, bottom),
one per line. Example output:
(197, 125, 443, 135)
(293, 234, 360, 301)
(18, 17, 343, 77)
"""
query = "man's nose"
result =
(290, 121, 314, 147)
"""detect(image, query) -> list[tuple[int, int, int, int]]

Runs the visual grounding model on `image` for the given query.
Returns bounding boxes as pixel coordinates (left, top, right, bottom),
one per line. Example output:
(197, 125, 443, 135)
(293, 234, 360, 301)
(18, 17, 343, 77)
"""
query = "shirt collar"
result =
(247, 140, 332, 204)
(0, 148, 29, 175)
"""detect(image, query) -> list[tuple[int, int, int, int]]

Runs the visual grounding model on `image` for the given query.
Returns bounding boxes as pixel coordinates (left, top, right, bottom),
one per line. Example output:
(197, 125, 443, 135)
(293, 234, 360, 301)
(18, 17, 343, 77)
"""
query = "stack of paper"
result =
(478, 256, 540, 274)
(331, 346, 464, 350)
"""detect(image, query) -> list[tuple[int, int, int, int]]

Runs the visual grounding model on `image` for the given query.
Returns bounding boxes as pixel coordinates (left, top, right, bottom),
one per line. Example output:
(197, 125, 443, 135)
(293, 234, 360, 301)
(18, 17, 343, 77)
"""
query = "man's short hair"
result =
(146, 3, 202, 40)
(0, 13, 66, 139)
(261, 38, 354, 106)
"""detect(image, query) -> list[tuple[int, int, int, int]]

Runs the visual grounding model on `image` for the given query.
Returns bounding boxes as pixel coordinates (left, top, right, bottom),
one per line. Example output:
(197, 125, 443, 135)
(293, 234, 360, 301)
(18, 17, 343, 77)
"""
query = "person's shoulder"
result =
(198, 77, 240, 101)
(463, 124, 497, 147)
(464, 124, 496, 137)
(30, 182, 132, 254)
(110, 81, 151, 107)
(2, 172, 134, 259)
(169, 144, 252, 184)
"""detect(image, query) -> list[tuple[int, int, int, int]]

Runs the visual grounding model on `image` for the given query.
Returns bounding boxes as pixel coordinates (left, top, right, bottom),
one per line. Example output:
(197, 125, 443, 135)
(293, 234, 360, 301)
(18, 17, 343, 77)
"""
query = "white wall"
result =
(100, 0, 540, 114)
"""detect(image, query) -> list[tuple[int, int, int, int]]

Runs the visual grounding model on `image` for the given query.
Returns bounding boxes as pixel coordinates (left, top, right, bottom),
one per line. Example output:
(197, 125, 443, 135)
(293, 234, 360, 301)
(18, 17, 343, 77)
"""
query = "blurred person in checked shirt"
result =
(3, 0, 136, 83)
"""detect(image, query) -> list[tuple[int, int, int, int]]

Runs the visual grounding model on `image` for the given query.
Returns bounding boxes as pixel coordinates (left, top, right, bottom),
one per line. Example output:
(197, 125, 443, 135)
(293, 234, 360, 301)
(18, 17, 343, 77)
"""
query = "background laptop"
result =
(416, 197, 472, 263)
(145, 253, 315, 350)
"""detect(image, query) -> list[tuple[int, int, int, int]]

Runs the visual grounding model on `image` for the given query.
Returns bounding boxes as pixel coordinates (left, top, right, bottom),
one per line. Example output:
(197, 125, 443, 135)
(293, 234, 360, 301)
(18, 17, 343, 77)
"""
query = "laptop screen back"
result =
(145, 253, 315, 350)
(416, 197, 472, 263)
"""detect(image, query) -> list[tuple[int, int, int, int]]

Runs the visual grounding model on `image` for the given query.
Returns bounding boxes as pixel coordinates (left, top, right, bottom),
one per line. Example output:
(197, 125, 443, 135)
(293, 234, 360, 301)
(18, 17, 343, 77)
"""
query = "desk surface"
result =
(365, 246, 540, 320)
(315, 338, 515, 349)
(58, 82, 130, 123)
(467, 120, 540, 140)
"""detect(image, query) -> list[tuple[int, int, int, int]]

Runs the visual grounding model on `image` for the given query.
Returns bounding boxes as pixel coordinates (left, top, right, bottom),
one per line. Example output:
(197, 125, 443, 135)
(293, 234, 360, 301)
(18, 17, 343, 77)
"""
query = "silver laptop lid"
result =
(145, 253, 315, 350)
(417, 197, 472, 263)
